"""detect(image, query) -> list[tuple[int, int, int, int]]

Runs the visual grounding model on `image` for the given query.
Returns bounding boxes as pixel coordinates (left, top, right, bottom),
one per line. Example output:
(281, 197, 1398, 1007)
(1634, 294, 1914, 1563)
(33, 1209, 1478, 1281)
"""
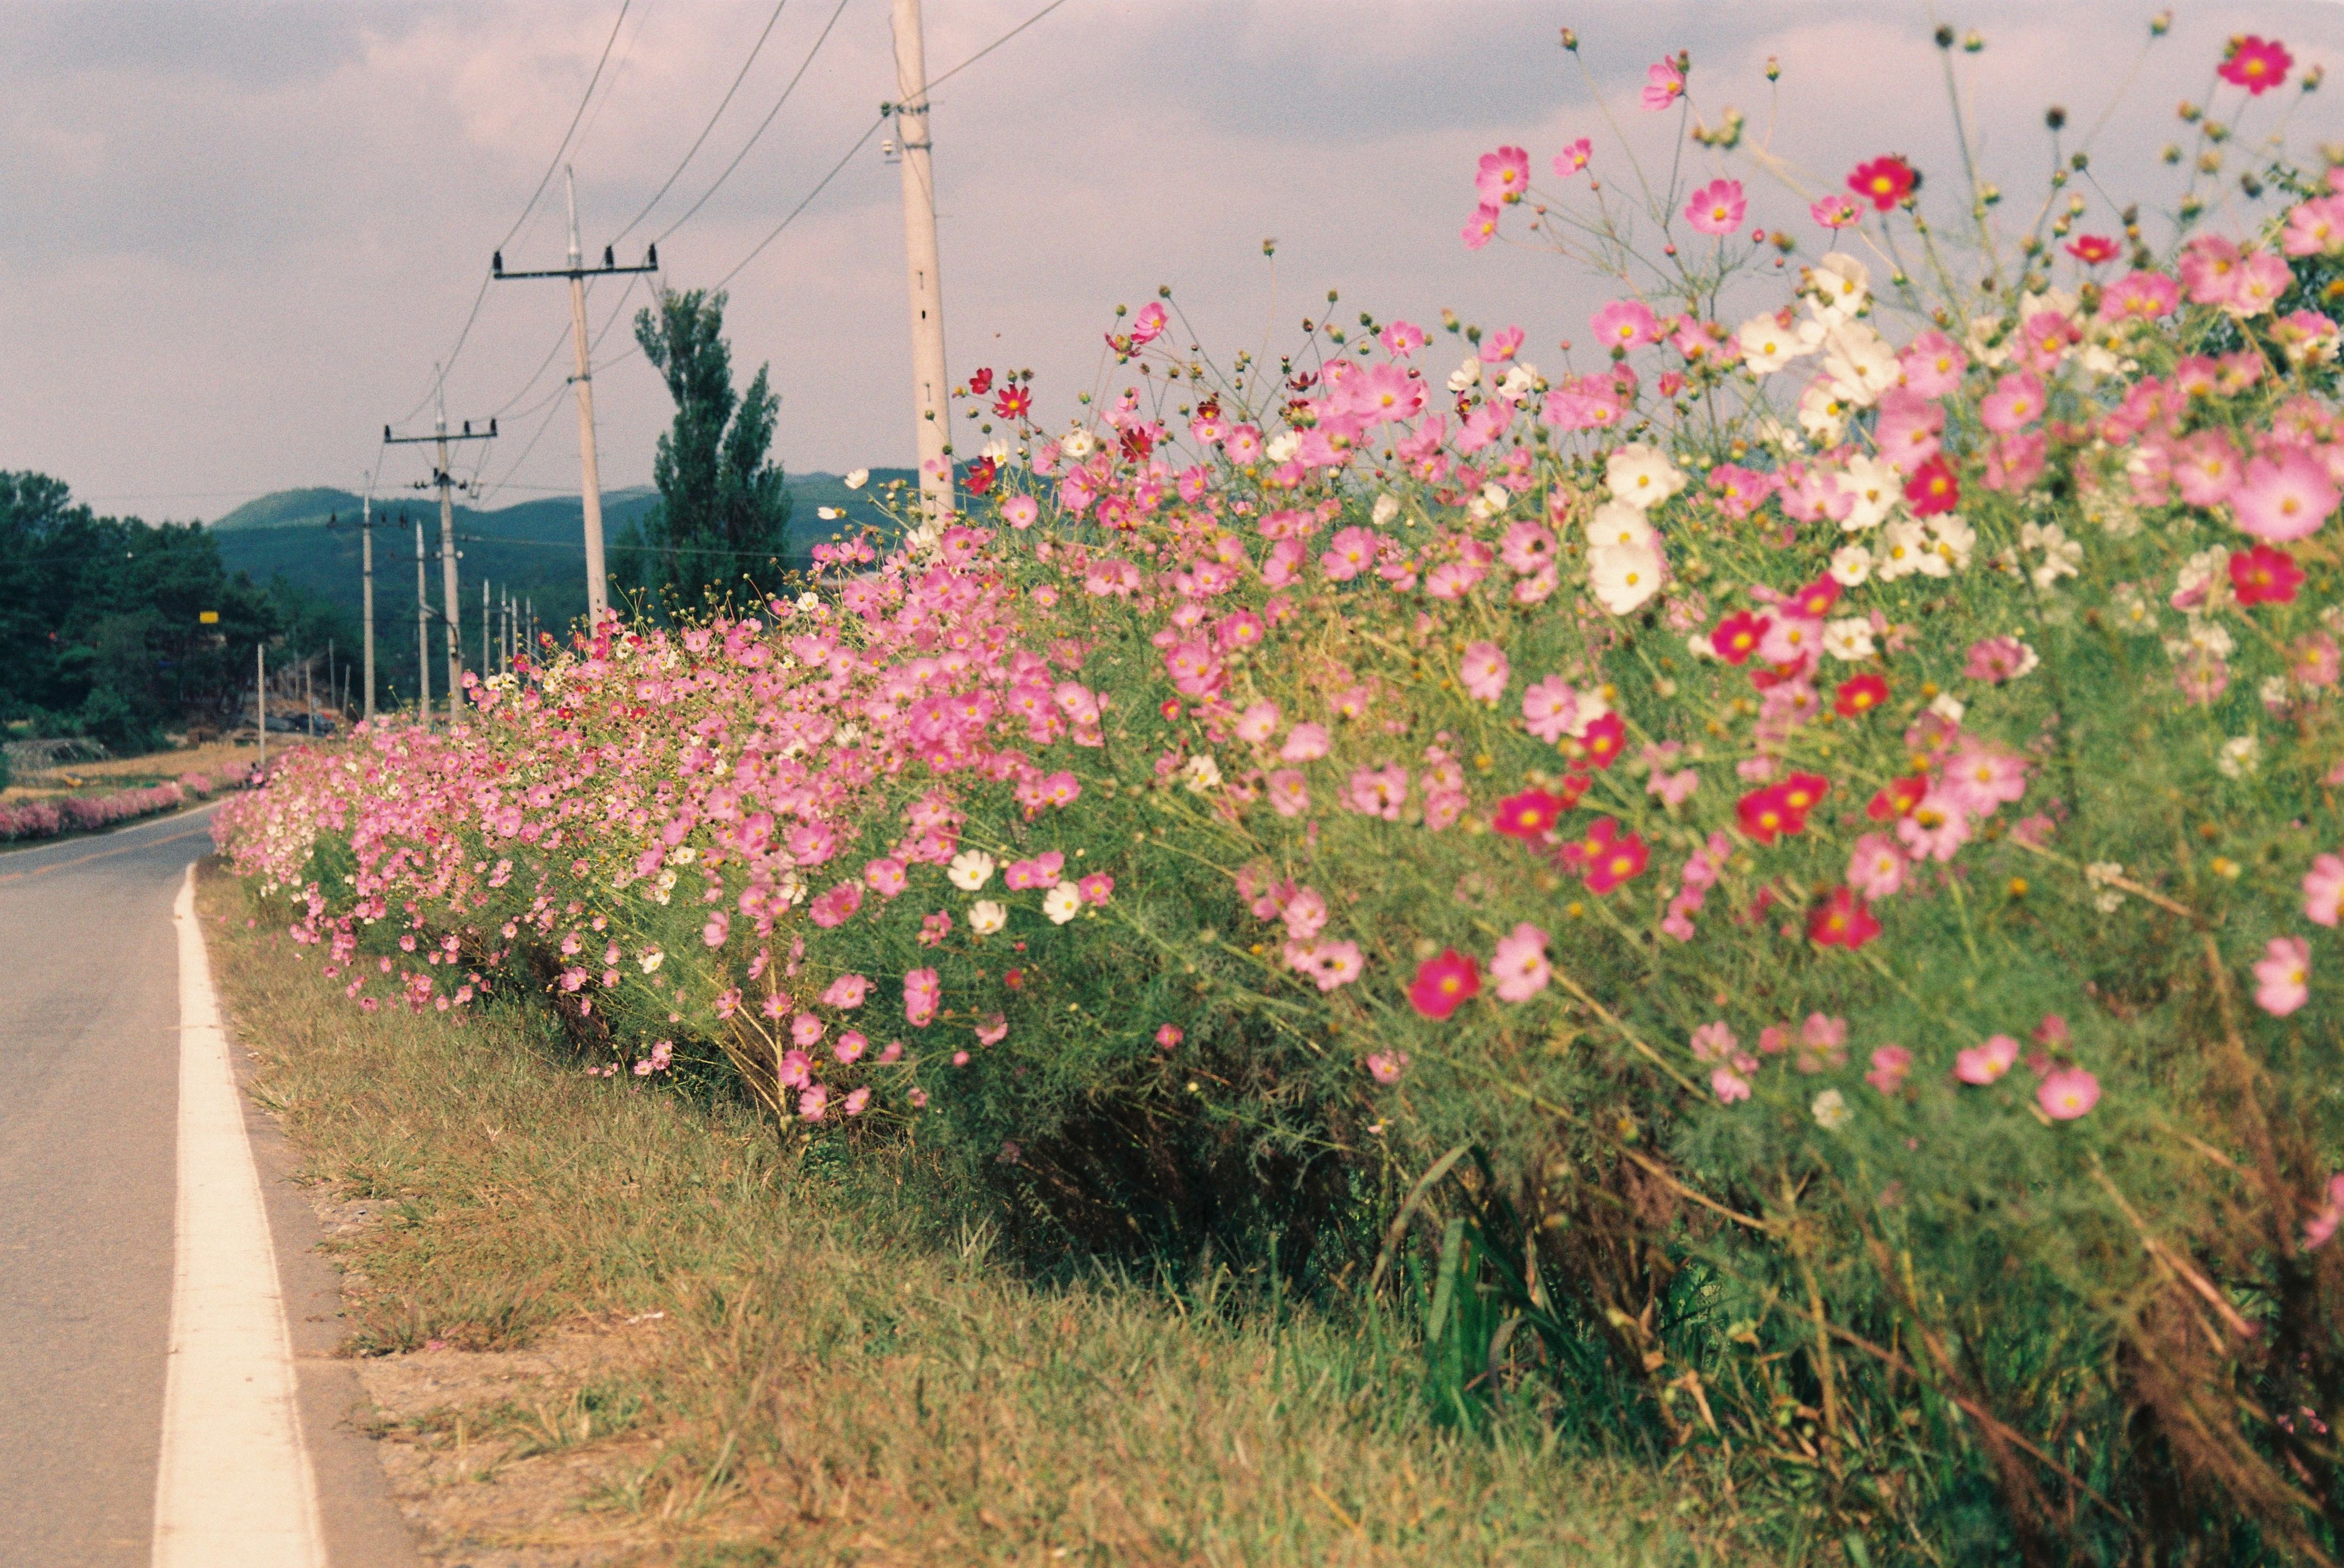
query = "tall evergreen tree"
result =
(632, 289, 791, 605)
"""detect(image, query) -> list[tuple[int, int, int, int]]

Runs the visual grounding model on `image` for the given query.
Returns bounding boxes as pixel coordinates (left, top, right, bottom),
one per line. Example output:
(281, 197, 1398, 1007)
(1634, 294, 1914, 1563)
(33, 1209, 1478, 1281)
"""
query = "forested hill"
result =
(207, 471, 911, 634)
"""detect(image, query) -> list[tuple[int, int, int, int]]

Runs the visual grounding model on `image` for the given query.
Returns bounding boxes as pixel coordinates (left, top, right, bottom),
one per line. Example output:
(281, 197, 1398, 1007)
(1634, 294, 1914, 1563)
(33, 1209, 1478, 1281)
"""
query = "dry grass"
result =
(201, 862, 1778, 1567)
(3, 736, 273, 801)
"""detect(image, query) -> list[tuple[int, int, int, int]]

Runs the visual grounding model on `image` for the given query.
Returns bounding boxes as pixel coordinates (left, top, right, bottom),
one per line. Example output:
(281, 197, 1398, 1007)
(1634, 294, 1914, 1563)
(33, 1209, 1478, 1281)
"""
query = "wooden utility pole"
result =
(891, 0, 952, 528)
(386, 393, 494, 725)
(493, 168, 659, 626)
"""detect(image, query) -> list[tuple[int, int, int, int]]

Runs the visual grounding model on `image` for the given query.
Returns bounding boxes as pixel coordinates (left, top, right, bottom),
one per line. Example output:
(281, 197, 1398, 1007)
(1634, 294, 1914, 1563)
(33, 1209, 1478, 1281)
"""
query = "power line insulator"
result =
(603, 245, 615, 269)
(492, 250, 504, 276)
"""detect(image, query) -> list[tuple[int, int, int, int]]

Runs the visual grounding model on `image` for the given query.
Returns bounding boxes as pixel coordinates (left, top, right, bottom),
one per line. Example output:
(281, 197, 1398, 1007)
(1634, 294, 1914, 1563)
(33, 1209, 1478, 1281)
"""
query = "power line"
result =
(927, 0, 1073, 93)
(612, 0, 792, 243)
(717, 114, 885, 289)
(396, 0, 636, 426)
(653, 0, 856, 245)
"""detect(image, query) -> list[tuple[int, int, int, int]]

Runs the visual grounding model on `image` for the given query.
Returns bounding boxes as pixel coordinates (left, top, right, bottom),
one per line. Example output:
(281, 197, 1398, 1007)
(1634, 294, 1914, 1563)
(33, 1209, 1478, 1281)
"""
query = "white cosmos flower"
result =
(1808, 252, 1871, 321)
(1043, 882, 1084, 925)
(1929, 693, 1968, 723)
(2217, 734, 2261, 779)
(1604, 442, 1686, 511)
(1181, 753, 1223, 793)
(1875, 518, 1930, 580)
(1797, 379, 1849, 446)
(1828, 544, 1874, 587)
(1811, 1088, 1852, 1130)
(1060, 428, 1098, 459)
(817, 506, 843, 520)
(968, 899, 1007, 935)
(1447, 357, 1483, 392)
(1265, 431, 1302, 463)
(638, 950, 665, 973)
(1588, 540, 1665, 615)
(1587, 499, 1662, 552)
(1495, 361, 1540, 404)
(981, 439, 1013, 466)
(1736, 312, 1821, 375)
(844, 468, 870, 489)
(1822, 617, 1876, 661)
(1371, 492, 1402, 527)
(1825, 327, 1900, 409)
(947, 850, 996, 891)
(1837, 453, 1902, 531)
(1927, 514, 1977, 573)
(1466, 483, 1511, 522)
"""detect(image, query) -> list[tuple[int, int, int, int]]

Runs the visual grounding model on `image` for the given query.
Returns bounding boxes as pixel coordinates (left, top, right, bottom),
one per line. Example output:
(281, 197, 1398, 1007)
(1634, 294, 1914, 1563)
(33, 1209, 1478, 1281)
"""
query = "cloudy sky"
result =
(0, 0, 2338, 523)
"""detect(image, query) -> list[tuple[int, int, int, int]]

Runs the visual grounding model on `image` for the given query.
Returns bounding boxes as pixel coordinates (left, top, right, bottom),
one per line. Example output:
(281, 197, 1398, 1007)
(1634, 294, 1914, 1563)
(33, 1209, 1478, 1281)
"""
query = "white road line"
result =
(154, 866, 325, 1568)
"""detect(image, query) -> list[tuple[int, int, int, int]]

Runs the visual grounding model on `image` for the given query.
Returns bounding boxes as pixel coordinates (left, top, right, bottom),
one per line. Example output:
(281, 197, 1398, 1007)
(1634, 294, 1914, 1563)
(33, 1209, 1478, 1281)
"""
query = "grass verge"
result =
(200, 861, 1778, 1567)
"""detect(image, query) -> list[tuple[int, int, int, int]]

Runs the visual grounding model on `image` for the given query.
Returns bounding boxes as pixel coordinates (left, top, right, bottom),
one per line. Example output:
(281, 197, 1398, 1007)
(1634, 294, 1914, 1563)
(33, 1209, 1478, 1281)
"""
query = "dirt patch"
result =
(354, 1320, 676, 1568)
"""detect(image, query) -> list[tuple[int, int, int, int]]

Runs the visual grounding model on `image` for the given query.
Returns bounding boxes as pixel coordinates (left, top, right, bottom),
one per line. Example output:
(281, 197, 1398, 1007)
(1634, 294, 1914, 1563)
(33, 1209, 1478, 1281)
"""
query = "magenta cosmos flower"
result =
(1475, 145, 1530, 205)
(2217, 35, 2292, 94)
(1408, 949, 1481, 1019)
(1684, 178, 1746, 236)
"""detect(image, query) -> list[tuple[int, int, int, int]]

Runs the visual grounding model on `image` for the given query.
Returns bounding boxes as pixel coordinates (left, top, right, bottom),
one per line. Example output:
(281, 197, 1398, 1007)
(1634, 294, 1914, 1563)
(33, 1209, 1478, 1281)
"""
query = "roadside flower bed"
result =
(217, 21, 2344, 1561)
(0, 778, 208, 842)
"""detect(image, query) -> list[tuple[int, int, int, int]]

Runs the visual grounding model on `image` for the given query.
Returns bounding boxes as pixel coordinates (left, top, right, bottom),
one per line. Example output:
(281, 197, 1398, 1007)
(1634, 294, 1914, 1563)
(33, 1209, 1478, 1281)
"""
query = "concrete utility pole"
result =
(413, 516, 431, 726)
(891, 0, 952, 528)
(255, 642, 266, 769)
(481, 580, 492, 676)
(385, 389, 494, 726)
(360, 481, 376, 722)
(493, 169, 659, 627)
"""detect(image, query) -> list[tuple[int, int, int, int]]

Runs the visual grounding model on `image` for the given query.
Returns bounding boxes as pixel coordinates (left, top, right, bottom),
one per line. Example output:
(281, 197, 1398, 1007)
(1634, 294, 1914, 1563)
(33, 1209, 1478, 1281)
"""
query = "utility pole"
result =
(481, 580, 491, 677)
(386, 389, 494, 726)
(891, 0, 952, 529)
(256, 642, 266, 771)
(413, 516, 432, 726)
(360, 476, 376, 722)
(494, 168, 659, 626)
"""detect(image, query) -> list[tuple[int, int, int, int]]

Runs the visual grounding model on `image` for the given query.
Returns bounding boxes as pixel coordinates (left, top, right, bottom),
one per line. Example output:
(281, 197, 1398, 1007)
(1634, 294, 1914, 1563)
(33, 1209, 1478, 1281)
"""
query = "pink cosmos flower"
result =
(1345, 764, 1408, 820)
(1648, 766, 1699, 808)
(1476, 145, 1531, 204)
(903, 966, 941, 1027)
(1964, 636, 2036, 684)
(1866, 1045, 1913, 1095)
(1290, 938, 1364, 992)
(1489, 922, 1552, 1002)
(1366, 1050, 1409, 1084)
(1942, 746, 2030, 815)
(1897, 332, 1967, 397)
(1321, 526, 1379, 582)
(1847, 832, 1907, 900)
(821, 973, 870, 1010)
(1267, 769, 1310, 818)
(1640, 58, 1684, 112)
(1155, 1024, 1184, 1050)
(2254, 936, 2310, 1016)
(2172, 429, 2244, 506)
(1280, 722, 1330, 762)
(1979, 371, 2045, 434)
(842, 1086, 871, 1116)
(777, 1049, 813, 1088)
(1462, 203, 1502, 250)
(1684, 178, 1746, 236)
(1521, 676, 1584, 744)
(2037, 1067, 2101, 1121)
(2233, 451, 2338, 541)
(1590, 299, 1662, 351)
(1499, 520, 1554, 573)
(1554, 138, 1592, 176)
(1955, 1034, 2021, 1085)
(1281, 886, 1329, 942)
(702, 911, 731, 947)
(2303, 1175, 2344, 1251)
(2283, 194, 2344, 258)
(834, 1030, 867, 1064)
(1459, 642, 1510, 703)
(1810, 194, 1860, 229)
(791, 1011, 826, 1048)
(2179, 236, 2243, 306)
(1000, 495, 1039, 529)
(2292, 633, 2342, 689)
(864, 856, 909, 898)
(1078, 873, 1114, 905)
(975, 1013, 1009, 1046)
(1380, 319, 1427, 356)
(1711, 1069, 1752, 1104)
(2100, 270, 2179, 323)
(1236, 701, 1282, 744)
(2303, 853, 2344, 927)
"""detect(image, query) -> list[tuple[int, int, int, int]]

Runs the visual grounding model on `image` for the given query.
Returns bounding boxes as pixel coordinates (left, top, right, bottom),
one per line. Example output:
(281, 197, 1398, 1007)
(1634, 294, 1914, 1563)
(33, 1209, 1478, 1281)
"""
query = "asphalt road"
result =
(0, 805, 417, 1567)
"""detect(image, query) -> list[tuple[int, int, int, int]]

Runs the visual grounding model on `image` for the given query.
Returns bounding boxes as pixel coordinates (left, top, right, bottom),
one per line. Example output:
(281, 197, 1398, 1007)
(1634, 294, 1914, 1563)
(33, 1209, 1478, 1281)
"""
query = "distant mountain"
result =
(205, 471, 916, 637)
